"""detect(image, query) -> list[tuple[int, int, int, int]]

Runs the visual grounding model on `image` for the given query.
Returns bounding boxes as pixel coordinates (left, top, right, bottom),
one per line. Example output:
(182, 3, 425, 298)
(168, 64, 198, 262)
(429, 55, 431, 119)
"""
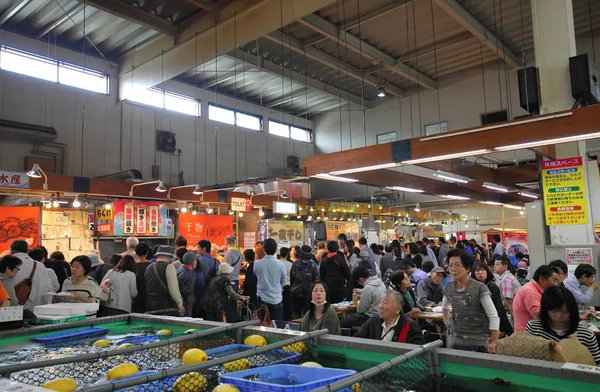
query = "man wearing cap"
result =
(223, 236, 243, 292)
(415, 267, 445, 308)
(145, 245, 185, 315)
(177, 252, 197, 317)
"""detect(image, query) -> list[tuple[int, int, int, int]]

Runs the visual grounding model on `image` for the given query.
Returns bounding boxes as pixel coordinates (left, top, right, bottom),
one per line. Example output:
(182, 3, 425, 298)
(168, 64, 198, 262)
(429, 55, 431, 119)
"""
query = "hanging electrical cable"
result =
(429, 0, 442, 128)
(411, 0, 423, 138)
(492, 0, 504, 117)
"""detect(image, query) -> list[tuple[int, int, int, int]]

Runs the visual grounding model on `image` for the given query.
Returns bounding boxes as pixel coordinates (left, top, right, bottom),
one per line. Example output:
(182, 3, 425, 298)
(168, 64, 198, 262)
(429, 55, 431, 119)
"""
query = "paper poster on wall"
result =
(0, 206, 40, 255)
(243, 232, 256, 249)
(325, 222, 359, 241)
(565, 248, 593, 265)
(542, 157, 588, 226)
(504, 232, 529, 256)
(111, 201, 169, 237)
(178, 214, 234, 248)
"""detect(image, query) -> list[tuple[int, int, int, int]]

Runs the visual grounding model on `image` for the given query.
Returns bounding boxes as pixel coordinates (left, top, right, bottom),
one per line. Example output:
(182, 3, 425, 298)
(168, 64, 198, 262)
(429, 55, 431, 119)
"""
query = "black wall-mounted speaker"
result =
(569, 53, 600, 106)
(518, 67, 540, 115)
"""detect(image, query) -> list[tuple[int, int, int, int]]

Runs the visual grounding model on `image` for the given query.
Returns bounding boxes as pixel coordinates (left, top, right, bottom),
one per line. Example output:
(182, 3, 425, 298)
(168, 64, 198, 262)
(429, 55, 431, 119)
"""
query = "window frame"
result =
(0, 45, 109, 95)
(268, 119, 313, 143)
(290, 125, 312, 143)
(208, 103, 263, 131)
(128, 88, 201, 117)
(376, 131, 396, 144)
(424, 121, 449, 136)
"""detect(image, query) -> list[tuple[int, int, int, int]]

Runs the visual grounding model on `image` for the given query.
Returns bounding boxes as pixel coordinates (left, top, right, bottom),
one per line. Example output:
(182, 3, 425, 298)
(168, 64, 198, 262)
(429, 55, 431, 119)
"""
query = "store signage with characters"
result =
(273, 201, 297, 215)
(178, 214, 233, 247)
(0, 170, 29, 189)
(542, 157, 588, 226)
(257, 220, 304, 247)
(109, 201, 169, 237)
(231, 197, 250, 212)
(565, 248, 593, 265)
(326, 221, 359, 241)
(95, 207, 113, 234)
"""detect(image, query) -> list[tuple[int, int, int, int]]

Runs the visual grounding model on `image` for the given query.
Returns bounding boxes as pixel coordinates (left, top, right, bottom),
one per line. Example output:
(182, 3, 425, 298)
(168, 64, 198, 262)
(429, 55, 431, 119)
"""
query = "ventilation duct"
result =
(0, 119, 57, 143)
(96, 169, 143, 182)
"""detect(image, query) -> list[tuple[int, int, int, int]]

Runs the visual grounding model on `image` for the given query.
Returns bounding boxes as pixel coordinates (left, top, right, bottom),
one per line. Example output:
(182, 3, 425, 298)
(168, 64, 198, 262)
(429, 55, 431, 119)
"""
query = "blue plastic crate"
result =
(248, 350, 301, 368)
(32, 327, 108, 345)
(205, 344, 254, 359)
(219, 364, 356, 392)
(116, 334, 159, 346)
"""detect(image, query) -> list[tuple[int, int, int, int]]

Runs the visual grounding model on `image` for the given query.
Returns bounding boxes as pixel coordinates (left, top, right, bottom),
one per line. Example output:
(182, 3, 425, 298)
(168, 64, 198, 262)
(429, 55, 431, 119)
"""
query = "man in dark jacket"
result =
(290, 245, 319, 318)
(355, 291, 424, 344)
(177, 252, 197, 317)
(380, 245, 395, 276)
(320, 241, 351, 304)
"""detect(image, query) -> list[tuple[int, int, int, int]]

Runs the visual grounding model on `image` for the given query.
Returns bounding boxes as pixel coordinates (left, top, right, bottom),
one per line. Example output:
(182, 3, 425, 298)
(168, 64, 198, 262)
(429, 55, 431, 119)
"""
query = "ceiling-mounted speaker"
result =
(569, 53, 600, 106)
(517, 67, 540, 115)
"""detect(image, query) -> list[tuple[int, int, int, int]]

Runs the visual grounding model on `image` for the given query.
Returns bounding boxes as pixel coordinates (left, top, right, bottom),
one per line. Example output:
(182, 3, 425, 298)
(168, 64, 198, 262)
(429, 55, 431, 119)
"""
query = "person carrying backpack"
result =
(290, 245, 319, 319)
(194, 239, 219, 317)
(319, 241, 351, 304)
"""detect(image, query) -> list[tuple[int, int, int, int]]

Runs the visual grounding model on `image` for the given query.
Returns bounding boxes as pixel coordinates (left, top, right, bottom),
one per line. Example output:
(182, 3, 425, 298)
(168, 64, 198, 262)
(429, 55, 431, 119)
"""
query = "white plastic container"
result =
(0, 306, 23, 323)
(33, 302, 99, 316)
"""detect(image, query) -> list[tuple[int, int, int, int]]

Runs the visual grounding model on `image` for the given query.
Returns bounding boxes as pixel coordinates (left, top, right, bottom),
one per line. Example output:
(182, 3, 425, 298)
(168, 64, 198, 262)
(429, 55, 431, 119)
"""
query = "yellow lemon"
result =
(182, 348, 208, 365)
(243, 335, 267, 347)
(92, 339, 112, 347)
(173, 372, 207, 392)
(223, 358, 251, 372)
(106, 363, 139, 380)
(117, 343, 134, 349)
(213, 384, 240, 392)
(281, 342, 307, 354)
(184, 329, 197, 334)
(157, 329, 172, 336)
(300, 361, 322, 367)
(353, 383, 361, 392)
(42, 378, 78, 392)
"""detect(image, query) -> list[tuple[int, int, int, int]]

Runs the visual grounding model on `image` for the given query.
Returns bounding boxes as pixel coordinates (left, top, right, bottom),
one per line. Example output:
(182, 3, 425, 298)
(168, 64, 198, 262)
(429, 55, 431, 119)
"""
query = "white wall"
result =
(0, 30, 314, 186)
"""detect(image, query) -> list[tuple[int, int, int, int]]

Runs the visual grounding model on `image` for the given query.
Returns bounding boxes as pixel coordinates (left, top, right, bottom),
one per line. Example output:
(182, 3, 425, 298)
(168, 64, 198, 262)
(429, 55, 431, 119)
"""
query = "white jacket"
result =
(12, 253, 53, 310)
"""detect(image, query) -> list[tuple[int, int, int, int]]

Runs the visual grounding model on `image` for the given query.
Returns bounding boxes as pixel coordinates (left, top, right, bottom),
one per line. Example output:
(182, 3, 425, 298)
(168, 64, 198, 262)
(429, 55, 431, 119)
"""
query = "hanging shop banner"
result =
(542, 157, 588, 226)
(178, 214, 233, 247)
(148, 206, 159, 234)
(326, 221, 359, 241)
(0, 206, 40, 255)
(95, 207, 114, 234)
(0, 170, 29, 189)
(257, 221, 268, 242)
(136, 205, 147, 235)
(264, 220, 304, 247)
(111, 201, 169, 237)
(565, 248, 593, 265)
(231, 197, 250, 212)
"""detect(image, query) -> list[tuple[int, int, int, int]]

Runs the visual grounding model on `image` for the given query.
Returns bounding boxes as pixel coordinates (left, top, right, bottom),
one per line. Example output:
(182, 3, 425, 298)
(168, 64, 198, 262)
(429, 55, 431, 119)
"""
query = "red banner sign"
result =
(0, 207, 40, 255)
(148, 206, 159, 234)
(178, 214, 233, 247)
(136, 205, 147, 235)
(123, 204, 134, 234)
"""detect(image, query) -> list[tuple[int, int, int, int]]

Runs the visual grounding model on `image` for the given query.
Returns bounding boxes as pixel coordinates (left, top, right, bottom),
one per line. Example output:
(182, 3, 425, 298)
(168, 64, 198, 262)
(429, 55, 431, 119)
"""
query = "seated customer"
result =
(415, 266, 445, 308)
(390, 270, 423, 318)
(526, 286, 600, 365)
(563, 264, 598, 310)
(355, 291, 424, 344)
(300, 282, 341, 335)
(341, 267, 385, 329)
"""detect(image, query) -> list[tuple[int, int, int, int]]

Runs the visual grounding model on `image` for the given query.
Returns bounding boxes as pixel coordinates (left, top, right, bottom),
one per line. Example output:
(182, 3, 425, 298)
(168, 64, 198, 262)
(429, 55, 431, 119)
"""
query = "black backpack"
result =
(204, 257, 219, 285)
(291, 260, 316, 299)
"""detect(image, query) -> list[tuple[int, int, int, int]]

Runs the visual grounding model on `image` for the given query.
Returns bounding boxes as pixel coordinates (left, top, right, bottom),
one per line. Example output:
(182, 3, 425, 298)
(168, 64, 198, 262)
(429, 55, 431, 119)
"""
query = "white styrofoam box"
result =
(33, 302, 99, 316)
(0, 306, 23, 323)
(0, 378, 49, 391)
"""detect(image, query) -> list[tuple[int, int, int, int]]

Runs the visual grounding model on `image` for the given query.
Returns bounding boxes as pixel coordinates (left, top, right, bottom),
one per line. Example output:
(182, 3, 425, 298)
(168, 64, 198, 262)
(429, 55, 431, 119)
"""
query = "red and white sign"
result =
(231, 197, 250, 212)
(148, 205, 159, 234)
(124, 204, 134, 234)
(136, 205, 147, 235)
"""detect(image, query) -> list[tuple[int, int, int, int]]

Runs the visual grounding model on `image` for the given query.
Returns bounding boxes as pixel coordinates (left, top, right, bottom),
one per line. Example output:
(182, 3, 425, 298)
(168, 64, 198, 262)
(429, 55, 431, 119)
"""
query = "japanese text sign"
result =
(541, 157, 588, 226)
(326, 221, 359, 241)
(95, 207, 113, 234)
(0, 171, 29, 189)
(178, 214, 233, 247)
(565, 248, 593, 265)
(231, 197, 250, 212)
(259, 220, 304, 247)
(111, 201, 168, 237)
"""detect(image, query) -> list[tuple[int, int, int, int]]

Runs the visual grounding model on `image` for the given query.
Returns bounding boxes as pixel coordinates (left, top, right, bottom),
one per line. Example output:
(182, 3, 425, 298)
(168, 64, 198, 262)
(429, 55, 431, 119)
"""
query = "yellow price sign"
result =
(96, 207, 113, 220)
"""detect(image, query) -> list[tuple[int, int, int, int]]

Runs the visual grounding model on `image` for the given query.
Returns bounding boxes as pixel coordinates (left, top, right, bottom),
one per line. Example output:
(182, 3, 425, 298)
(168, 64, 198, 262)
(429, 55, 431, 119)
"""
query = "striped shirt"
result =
(525, 319, 600, 365)
(497, 270, 521, 300)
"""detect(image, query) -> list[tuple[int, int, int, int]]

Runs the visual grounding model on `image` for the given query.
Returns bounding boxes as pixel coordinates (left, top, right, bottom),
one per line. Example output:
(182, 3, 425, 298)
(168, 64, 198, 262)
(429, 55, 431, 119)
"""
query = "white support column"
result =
(531, 0, 596, 260)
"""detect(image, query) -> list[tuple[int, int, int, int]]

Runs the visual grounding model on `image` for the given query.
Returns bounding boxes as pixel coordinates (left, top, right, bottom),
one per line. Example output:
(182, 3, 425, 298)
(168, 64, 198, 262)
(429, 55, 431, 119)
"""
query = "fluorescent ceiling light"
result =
(387, 186, 425, 193)
(482, 182, 510, 192)
(503, 204, 524, 210)
(439, 194, 471, 201)
(313, 173, 359, 183)
(518, 191, 538, 199)
(330, 162, 400, 176)
(495, 131, 600, 151)
(401, 149, 491, 165)
(480, 201, 504, 206)
(432, 171, 471, 184)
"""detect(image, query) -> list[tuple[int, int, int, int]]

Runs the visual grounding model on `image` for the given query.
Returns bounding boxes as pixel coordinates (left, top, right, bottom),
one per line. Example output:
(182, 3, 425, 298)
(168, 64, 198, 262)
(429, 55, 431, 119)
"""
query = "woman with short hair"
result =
(61, 256, 99, 303)
(471, 261, 513, 336)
